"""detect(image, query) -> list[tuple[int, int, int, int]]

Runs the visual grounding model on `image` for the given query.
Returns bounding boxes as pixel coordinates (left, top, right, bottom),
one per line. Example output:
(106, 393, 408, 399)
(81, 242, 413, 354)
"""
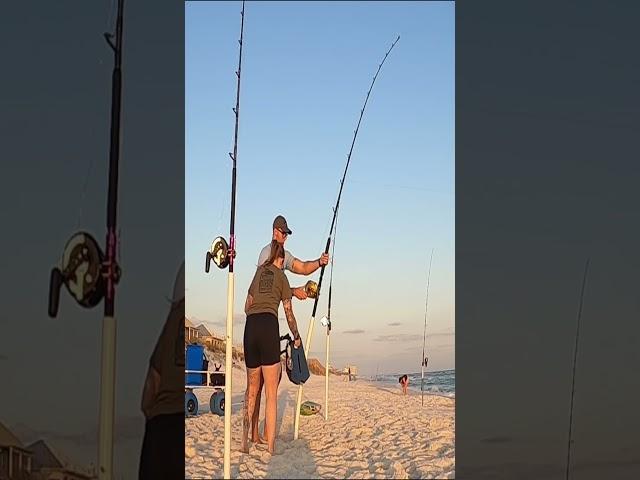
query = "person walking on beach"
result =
(399, 374, 409, 395)
(242, 240, 302, 454)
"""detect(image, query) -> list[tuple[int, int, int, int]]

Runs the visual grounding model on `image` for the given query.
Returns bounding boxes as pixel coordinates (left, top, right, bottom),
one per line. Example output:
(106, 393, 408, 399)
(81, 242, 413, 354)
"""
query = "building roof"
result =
(0, 420, 24, 448)
(196, 324, 212, 337)
(185, 317, 195, 328)
(27, 439, 93, 478)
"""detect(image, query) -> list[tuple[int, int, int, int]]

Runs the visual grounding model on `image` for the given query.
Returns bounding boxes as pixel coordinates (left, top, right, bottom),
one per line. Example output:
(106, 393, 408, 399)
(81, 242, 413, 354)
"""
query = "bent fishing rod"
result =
(47, 0, 124, 478)
(566, 258, 590, 480)
(204, 2, 245, 478)
(421, 248, 434, 407)
(294, 34, 400, 440)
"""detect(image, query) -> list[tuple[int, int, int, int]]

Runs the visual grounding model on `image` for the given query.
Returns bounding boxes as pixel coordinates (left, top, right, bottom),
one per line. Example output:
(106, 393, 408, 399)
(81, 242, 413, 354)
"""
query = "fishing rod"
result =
(293, 34, 400, 440)
(204, 2, 245, 478)
(321, 213, 339, 421)
(566, 258, 590, 480)
(421, 248, 434, 407)
(47, 1, 125, 478)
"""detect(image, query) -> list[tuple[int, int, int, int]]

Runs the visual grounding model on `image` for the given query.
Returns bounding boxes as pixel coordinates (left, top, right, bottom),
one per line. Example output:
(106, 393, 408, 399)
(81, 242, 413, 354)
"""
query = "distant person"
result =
(139, 262, 184, 479)
(251, 215, 330, 442)
(399, 374, 409, 395)
(241, 241, 302, 455)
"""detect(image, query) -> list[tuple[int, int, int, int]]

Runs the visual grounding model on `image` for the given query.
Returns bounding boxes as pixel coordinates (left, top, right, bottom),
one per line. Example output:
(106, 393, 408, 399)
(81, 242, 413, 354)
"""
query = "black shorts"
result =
(244, 312, 281, 368)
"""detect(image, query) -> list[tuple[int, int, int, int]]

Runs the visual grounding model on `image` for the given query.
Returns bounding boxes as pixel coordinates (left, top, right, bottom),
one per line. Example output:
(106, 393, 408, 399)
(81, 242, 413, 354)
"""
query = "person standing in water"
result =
(399, 374, 409, 395)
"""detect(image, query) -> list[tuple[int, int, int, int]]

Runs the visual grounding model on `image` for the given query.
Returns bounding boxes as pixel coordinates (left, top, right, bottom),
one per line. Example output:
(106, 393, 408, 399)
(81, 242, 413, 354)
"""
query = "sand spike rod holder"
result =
(203, 2, 244, 479)
(47, 1, 124, 479)
(293, 35, 400, 440)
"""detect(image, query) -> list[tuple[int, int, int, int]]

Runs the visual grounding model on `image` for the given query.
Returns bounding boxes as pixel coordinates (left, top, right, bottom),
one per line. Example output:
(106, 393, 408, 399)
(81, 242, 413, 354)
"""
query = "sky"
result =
(186, 1, 455, 375)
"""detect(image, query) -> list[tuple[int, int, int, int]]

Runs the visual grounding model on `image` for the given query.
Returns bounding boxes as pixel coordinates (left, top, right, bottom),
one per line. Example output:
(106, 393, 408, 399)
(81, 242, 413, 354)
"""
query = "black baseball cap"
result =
(273, 215, 292, 235)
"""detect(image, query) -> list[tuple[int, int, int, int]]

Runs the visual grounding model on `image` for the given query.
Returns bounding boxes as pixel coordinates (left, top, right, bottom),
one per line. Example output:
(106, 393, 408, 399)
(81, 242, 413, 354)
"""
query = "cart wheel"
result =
(185, 391, 198, 417)
(210, 391, 225, 416)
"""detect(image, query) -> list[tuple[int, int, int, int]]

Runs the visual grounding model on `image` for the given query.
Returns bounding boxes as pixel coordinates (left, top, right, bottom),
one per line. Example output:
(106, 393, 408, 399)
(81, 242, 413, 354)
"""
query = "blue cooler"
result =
(185, 344, 206, 386)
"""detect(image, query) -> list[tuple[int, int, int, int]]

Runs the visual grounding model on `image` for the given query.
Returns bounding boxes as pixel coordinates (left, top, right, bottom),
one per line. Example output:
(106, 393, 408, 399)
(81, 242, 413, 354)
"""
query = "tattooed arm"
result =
(282, 298, 302, 347)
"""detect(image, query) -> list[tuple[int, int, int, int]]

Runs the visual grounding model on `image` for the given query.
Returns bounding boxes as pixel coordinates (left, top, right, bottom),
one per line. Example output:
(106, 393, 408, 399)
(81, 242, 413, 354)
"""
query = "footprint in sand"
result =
(347, 470, 370, 479)
(387, 461, 409, 479)
(317, 466, 336, 476)
(332, 468, 348, 478)
(259, 451, 272, 462)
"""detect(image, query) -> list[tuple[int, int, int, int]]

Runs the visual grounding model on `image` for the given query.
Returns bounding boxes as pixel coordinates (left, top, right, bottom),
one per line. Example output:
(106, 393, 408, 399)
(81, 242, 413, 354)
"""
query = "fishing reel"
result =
(205, 236, 235, 272)
(48, 232, 121, 318)
(320, 315, 331, 331)
(304, 280, 319, 299)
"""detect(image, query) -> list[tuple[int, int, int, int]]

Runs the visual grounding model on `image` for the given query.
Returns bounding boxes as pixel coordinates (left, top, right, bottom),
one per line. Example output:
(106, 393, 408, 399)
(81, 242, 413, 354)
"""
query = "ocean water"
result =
(371, 369, 455, 398)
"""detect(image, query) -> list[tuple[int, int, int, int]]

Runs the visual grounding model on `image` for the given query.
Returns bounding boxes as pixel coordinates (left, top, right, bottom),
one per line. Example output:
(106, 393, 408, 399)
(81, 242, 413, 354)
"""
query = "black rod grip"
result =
(205, 252, 212, 273)
(48, 268, 64, 318)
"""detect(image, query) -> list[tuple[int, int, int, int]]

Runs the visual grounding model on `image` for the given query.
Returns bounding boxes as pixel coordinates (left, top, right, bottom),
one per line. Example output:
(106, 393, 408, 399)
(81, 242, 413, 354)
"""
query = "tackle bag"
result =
(209, 372, 225, 387)
(280, 334, 310, 385)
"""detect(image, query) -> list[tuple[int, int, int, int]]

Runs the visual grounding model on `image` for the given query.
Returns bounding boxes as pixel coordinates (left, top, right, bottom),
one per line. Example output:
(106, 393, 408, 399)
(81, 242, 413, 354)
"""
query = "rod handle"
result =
(205, 252, 212, 273)
(48, 268, 64, 318)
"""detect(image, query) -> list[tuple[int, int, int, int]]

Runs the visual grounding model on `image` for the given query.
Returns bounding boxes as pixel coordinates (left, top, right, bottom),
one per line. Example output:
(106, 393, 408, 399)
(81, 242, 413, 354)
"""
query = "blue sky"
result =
(186, 1, 454, 375)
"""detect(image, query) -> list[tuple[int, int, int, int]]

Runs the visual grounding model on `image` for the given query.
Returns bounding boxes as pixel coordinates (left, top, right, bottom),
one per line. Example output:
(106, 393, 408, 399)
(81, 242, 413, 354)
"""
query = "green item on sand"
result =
(300, 401, 322, 416)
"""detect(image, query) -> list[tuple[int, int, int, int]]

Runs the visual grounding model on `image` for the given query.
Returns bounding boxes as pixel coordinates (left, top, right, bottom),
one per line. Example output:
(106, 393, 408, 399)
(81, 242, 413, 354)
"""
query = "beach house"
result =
(0, 421, 33, 480)
(27, 440, 94, 480)
(185, 318, 199, 344)
(195, 324, 214, 347)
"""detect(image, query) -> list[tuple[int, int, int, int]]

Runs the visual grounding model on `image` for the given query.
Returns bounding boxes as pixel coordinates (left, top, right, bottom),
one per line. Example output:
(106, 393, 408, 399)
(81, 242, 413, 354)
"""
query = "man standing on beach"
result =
(257, 215, 329, 299)
(249, 215, 329, 444)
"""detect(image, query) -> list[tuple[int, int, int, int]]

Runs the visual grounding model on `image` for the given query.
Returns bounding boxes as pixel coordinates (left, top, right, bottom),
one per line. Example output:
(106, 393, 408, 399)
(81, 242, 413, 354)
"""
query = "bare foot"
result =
(240, 439, 249, 454)
(268, 441, 280, 455)
(251, 434, 267, 444)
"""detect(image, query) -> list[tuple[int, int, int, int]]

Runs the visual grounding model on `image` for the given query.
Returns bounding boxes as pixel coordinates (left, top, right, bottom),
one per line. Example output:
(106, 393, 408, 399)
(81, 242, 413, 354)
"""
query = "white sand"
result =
(185, 364, 455, 479)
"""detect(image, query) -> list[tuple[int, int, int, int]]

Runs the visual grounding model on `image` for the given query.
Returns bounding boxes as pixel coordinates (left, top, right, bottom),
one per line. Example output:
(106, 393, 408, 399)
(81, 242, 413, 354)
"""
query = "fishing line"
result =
(566, 258, 590, 480)
(421, 248, 434, 407)
(76, 0, 121, 231)
(316, 181, 339, 255)
(327, 211, 338, 316)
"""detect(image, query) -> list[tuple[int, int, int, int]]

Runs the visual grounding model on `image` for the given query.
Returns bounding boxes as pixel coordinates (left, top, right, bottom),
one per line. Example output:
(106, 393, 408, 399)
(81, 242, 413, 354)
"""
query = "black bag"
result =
(280, 334, 310, 385)
(209, 372, 225, 387)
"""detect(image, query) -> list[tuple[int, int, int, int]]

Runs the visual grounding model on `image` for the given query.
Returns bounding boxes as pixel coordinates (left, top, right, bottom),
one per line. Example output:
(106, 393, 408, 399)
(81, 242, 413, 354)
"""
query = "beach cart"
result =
(185, 344, 225, 417)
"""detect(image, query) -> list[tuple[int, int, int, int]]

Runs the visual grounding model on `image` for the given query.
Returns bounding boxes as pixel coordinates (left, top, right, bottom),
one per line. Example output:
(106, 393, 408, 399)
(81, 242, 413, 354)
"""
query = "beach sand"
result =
(185, 364, 455, 479)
